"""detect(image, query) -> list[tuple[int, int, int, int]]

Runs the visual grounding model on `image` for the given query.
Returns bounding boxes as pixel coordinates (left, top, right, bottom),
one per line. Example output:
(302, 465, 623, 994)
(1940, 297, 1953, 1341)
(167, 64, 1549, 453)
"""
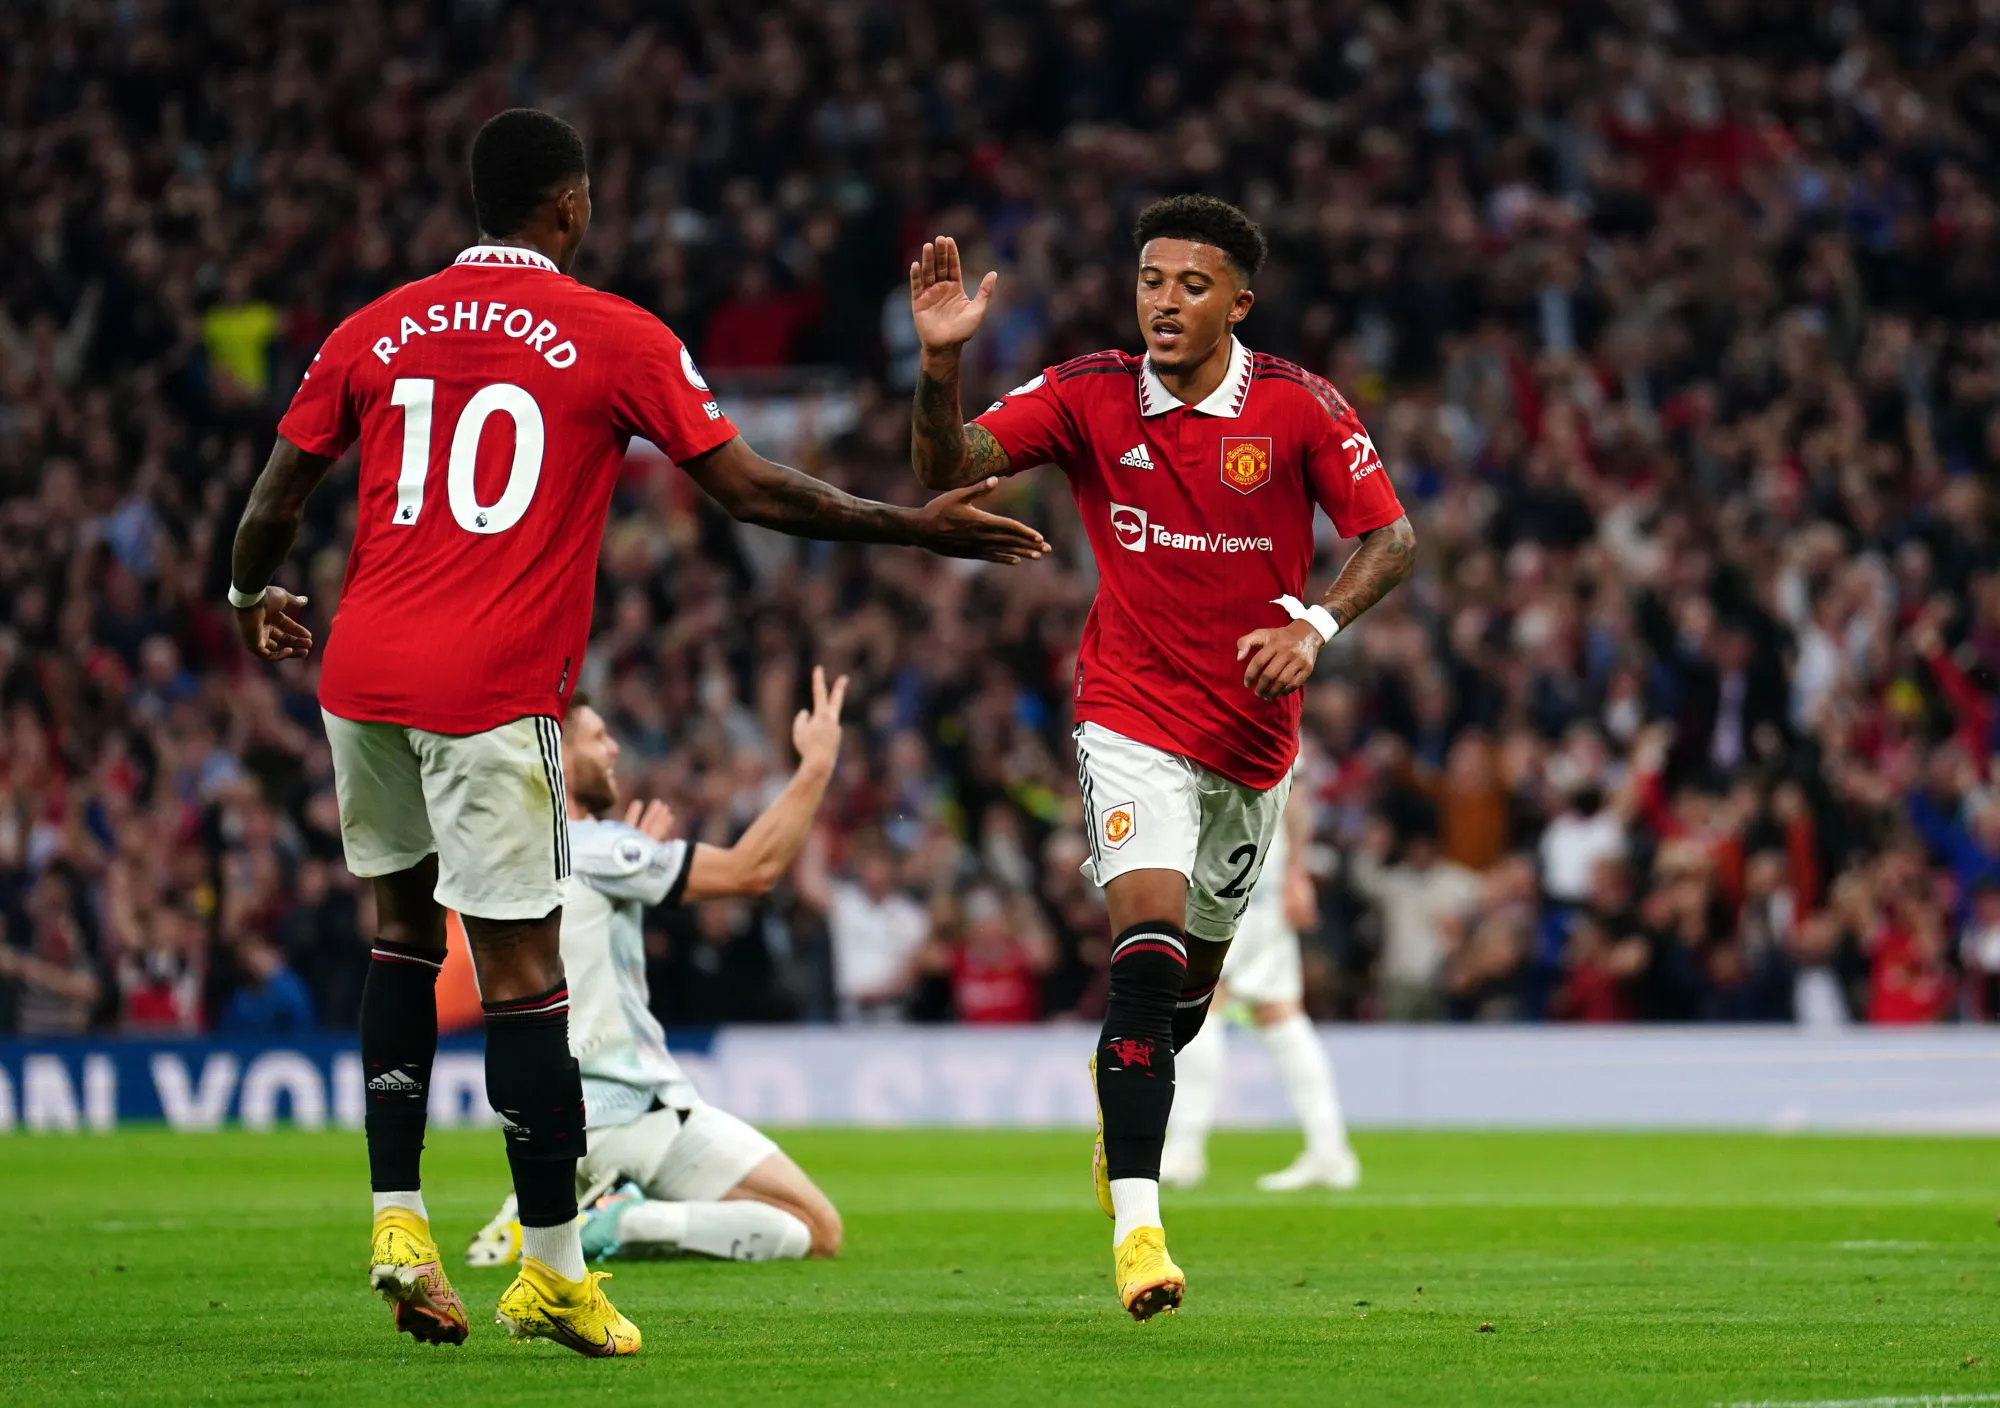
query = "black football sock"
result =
(481, 982, 587, 1229)
(360, 940, 442, 1194)
(1097, 921, 1187, 1182)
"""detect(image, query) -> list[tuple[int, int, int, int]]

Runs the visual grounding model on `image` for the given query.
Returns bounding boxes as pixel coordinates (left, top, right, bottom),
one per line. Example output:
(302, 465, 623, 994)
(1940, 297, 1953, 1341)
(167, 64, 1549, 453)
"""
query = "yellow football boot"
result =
(1114, 1225, 1184, 1322)
(495, 1256, 641, 1357)
(368, 1207, 470, 1345)
(1088, 1053, 1114, 1219)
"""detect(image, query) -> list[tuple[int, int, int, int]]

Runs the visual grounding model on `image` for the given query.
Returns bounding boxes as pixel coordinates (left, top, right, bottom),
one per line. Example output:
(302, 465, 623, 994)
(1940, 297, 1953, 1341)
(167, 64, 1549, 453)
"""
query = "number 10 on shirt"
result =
(388, 378, 545, 535)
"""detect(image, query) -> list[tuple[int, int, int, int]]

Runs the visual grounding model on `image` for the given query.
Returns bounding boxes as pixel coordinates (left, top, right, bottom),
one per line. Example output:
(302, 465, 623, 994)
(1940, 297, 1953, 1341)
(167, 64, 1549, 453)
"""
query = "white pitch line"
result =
(1283, 1188, 1971, 1211)
(851, 1187, 1991, 1215)
(1719, 1395, 2000, 1408)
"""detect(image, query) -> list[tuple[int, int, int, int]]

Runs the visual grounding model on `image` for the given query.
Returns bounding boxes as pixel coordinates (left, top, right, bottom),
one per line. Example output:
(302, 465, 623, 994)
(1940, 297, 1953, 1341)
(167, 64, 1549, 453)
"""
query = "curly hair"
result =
(1132, 194, 1268, 281)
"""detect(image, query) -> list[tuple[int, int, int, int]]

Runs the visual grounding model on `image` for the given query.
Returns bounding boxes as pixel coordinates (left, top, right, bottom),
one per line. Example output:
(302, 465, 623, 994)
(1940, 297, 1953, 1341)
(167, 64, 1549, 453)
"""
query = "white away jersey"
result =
(562, 817, 695, 1127)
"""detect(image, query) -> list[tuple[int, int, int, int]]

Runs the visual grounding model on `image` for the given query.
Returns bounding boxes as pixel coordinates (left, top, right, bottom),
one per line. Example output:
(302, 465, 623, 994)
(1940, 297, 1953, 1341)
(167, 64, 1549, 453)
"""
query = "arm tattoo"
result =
(743, 463, 916, 544)
(232, 440, 334, 593)
(964, 423, 1010, 478)
(912, 351, 1010, 488)
(1321, 514, 1416, 629)
(683, 437, 917, 544)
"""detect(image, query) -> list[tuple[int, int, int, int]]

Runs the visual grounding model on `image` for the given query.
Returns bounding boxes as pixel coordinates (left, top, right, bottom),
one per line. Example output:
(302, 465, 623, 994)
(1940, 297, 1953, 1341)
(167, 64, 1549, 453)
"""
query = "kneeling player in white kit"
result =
(1160, 784, 1360, 1191)
(467, 670, 847, 1268)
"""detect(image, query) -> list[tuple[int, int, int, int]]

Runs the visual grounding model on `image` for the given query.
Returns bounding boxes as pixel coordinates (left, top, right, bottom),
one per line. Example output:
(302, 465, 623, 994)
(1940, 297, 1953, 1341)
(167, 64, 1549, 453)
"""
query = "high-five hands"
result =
(909, 236, 996, 353)
(913, 478, 1047, 563)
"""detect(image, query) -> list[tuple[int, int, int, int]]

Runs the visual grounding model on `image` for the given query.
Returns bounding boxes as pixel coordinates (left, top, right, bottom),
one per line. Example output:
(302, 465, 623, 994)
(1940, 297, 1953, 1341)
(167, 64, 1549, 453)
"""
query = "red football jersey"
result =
(279, 245, 738, 734)
(977, 338, 1403, 789)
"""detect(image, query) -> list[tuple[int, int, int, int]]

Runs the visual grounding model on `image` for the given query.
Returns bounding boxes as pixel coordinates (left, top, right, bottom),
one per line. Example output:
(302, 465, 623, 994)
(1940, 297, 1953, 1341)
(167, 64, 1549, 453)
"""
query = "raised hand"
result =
(909, 236, 996, 353)
(911, 477, 1048, 563)
(793, 666, 849, 773)
(622, 798, 677, 842)
(234, 586, 313, 661)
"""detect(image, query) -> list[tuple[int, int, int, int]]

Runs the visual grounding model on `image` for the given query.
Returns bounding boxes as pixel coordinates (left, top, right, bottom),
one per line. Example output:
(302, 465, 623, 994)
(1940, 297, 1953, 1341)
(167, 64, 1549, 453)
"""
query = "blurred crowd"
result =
(4, 0, 2000, 1036)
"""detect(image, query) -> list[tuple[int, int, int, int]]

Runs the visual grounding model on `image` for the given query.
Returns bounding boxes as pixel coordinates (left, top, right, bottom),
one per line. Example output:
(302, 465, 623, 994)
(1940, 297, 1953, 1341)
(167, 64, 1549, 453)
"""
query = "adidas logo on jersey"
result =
(367, 1068, 423, 1095)
(1117, 443, 1155, 470)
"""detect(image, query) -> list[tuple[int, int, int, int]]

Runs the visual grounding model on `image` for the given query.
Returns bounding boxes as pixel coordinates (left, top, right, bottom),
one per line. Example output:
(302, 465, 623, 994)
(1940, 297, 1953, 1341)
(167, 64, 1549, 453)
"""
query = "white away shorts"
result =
(1219, 906, 1304, 1006)
(321, 709, 569, 921)
(1072, 721, 1292, 942)
(578, 1102, 779, 1203)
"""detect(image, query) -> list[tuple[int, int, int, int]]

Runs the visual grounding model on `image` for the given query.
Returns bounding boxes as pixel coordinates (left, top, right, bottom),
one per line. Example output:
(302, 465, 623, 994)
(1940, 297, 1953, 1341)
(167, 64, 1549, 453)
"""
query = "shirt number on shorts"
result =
(387, 379, 546, 535)
(1215, 843, 1259, 899)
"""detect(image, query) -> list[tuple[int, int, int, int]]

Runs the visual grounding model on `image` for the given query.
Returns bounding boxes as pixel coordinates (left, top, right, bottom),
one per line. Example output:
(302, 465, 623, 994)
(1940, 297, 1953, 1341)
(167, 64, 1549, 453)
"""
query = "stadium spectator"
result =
(796, 830, 930, 1021)
(1034, 829, 1111, 1019)
(929, 886, 1057, 1025)
(1539, 783, 1630, 910)
(216, 937, 315, 1035)
(1960, 880, 2000, 1019)
(1550, 913, 1641, 1024)
(1346, 817, 1483, 1020)
(655, 898, 790, 1025)
(114, 901, 207, 1035)
(0, 871, 101, 1035)
(701, 265, 827, 373)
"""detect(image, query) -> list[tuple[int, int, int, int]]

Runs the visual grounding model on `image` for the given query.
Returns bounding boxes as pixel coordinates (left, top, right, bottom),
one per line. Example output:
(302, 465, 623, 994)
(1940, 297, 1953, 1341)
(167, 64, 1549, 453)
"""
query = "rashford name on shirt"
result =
(367, 299, 578, 369)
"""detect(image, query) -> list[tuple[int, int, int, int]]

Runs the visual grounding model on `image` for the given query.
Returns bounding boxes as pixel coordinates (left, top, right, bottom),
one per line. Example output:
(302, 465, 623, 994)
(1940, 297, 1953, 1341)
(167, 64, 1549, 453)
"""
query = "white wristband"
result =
(1271, 594, 1339, 644)
(227, 584, 267, 610)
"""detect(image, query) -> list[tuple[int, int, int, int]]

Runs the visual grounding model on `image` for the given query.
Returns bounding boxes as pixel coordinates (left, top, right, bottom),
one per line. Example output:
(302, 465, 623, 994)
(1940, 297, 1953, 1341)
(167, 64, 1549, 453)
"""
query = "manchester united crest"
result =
(1103, 802, 1136, 849)
(1220, 436, 1273, 494)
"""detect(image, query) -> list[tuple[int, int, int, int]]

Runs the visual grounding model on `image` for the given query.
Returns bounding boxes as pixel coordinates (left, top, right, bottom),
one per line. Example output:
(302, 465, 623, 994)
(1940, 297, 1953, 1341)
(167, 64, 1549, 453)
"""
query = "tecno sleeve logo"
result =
(1109, 502, 1149, 552)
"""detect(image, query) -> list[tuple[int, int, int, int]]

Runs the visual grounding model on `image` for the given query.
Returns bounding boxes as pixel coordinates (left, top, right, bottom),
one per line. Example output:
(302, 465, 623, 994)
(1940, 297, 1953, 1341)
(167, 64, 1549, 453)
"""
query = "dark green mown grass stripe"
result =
(3, 1128, 1998, 1406)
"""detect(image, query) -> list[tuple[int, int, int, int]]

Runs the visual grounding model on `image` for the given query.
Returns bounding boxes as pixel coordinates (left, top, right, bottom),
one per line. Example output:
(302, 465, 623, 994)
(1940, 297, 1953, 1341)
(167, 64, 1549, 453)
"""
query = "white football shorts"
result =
(321, 709, 568, 921)
(1072, 721, 1291, 943)
(578, 1102, 779, 1203)
(1219, 906, 1304, 1006)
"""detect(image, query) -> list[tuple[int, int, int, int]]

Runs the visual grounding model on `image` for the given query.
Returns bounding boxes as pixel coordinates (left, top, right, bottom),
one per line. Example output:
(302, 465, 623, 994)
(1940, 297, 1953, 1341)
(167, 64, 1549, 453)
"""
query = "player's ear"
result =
(1228, 285, 1255, 327)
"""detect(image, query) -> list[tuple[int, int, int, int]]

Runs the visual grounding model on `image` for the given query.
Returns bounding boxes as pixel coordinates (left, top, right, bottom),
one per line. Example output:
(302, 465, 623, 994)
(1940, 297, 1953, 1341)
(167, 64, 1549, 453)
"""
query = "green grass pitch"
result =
(6, 1127, 2000, 1406)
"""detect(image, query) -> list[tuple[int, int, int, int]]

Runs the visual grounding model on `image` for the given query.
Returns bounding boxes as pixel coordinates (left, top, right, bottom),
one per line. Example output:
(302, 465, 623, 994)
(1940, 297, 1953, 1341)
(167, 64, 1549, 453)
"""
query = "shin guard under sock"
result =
(360, 941, 442, 1193)
(1097, 921, 1186, 1182)
(481, 982, 587, 1229)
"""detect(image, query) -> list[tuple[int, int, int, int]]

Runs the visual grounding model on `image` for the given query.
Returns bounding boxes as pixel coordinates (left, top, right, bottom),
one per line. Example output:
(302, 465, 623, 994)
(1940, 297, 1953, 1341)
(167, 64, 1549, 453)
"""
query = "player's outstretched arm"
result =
(909, 236, 1013, 490)
(680, 436, 1045, 563)
(681, 667, 848, 903)
(230, 436, 336, 661)
(1237, 513, 1417, 699)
